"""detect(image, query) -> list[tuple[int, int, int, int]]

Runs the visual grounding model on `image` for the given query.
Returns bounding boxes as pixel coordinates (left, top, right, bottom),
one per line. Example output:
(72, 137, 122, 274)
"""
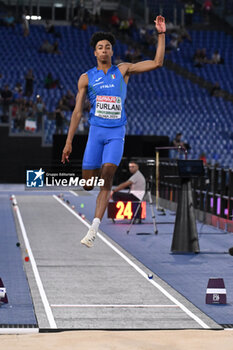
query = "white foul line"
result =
(53, 195, 210, 329)
(14, 196, 57, 329)
(51, 304, 179, 308)
(0, 328, 39, 335)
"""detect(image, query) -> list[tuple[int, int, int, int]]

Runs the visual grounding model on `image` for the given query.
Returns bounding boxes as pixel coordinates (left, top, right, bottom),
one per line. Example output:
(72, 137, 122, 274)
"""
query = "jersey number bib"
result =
(95, 95, 122, 119)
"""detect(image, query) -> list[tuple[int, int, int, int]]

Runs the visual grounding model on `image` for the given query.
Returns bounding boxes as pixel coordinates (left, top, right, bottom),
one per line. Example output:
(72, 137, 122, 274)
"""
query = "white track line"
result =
(51, 304, 179, 308)
(53, 195, 210, 329)
(69, 190, 79, 197)
(14, 196, 57, 329)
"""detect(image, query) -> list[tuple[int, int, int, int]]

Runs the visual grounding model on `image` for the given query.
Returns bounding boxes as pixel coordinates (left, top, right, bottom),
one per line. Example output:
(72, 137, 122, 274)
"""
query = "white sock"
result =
(91, 218, 100, 232)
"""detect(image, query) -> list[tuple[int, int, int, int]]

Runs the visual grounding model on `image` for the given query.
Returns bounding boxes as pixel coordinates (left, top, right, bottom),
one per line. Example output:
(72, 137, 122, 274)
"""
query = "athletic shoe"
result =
(81, 227, 96, 248)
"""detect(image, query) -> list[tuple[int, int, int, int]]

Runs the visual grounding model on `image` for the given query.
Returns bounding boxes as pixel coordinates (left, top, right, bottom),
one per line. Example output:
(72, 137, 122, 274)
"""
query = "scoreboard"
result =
(107, 201, 146, 220)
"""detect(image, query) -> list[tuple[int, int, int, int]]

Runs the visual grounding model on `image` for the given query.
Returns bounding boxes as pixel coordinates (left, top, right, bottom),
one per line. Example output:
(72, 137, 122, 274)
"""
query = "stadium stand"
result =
(0, 16, 232, 168)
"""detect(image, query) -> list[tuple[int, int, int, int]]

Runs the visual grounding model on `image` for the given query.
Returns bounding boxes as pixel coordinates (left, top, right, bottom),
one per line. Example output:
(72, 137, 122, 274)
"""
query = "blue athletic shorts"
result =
(82, 125, 125, 169)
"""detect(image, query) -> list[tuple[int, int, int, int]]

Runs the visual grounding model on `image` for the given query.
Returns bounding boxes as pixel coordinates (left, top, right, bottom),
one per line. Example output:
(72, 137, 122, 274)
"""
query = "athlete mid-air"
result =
(61, 16, 166, 247)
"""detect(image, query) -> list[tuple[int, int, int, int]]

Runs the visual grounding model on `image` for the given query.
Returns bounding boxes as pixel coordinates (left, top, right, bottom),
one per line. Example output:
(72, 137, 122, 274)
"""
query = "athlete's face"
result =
(94, 40, 113, 63)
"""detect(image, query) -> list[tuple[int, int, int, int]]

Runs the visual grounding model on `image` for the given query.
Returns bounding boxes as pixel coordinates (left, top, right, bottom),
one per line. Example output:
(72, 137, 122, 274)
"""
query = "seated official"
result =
(111, 161, 146, 223)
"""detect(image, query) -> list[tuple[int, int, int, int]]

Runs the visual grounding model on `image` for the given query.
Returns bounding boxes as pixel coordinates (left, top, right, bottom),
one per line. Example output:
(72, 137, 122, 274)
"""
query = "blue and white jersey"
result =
(86, 65, 127, 127)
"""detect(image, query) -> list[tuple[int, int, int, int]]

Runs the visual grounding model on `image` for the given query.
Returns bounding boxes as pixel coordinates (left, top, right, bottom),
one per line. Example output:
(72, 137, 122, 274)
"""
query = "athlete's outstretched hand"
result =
(154, 15, 166, 33)
(61, 142, 72, 164)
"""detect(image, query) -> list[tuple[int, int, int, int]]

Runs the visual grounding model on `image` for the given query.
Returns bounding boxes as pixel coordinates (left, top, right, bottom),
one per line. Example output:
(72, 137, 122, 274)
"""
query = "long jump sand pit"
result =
(1, 330, 233, 350)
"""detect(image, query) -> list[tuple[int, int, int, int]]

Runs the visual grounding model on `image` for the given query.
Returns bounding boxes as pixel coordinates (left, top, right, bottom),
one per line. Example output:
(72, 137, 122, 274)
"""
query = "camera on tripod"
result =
(146, 159, 155, 190)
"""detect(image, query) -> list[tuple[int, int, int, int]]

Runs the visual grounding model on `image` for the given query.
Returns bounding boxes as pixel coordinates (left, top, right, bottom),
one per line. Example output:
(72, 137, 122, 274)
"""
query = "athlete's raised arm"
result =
(119, 16, 166, 77)
(61, 73, 88, 164)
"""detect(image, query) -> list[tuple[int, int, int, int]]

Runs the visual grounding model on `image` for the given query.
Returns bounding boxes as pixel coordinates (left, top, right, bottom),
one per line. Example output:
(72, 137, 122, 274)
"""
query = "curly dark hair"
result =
(90, 32, 116, 49)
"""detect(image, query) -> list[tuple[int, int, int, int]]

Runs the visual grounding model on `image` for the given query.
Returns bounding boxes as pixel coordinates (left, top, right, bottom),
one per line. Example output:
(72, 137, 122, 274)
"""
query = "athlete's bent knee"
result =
(83, 185, 94, 191)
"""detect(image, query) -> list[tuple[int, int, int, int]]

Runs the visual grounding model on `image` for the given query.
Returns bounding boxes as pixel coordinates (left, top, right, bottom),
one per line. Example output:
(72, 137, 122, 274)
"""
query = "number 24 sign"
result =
(107, 201, 146, 220)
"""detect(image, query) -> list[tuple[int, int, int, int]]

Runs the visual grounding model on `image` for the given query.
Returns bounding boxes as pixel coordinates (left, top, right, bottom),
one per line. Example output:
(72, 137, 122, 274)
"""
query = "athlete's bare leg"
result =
(95, 163, 117, 220)
(82, 169, 100, 190)
(80, 163, 117, 247)
(82, 164, 117, 217)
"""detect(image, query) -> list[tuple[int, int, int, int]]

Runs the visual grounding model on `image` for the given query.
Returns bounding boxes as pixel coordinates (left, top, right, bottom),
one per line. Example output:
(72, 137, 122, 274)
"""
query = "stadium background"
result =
(0, 0, 232, 222)
(0, 1, 233, 347)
